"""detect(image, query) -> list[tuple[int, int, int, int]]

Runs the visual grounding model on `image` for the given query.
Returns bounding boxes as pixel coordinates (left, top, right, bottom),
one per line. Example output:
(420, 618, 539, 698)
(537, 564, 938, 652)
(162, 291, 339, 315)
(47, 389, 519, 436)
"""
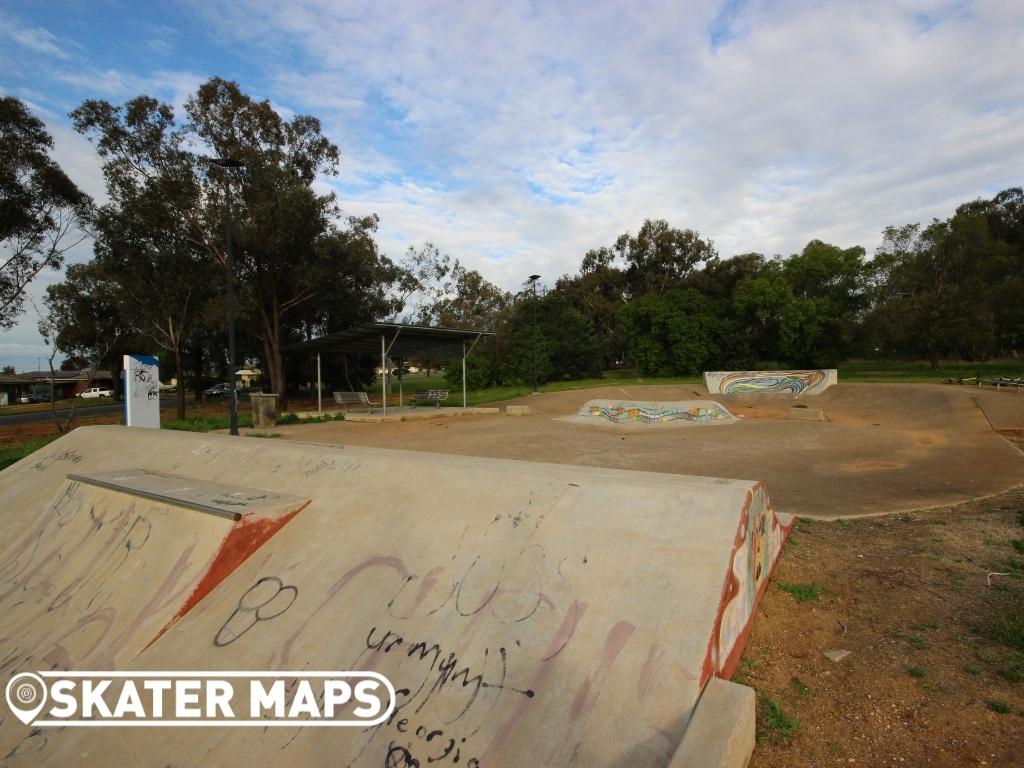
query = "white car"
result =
(78, 387, 114, 399)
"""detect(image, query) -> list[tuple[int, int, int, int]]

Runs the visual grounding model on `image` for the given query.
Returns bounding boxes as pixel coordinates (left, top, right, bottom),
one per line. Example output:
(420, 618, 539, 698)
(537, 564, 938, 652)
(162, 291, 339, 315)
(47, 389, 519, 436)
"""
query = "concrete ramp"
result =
(0, 437, 307, 755)
(2, 427, 791, 767)
(566, 399, 737, 426)
(704, 369, 837, 396)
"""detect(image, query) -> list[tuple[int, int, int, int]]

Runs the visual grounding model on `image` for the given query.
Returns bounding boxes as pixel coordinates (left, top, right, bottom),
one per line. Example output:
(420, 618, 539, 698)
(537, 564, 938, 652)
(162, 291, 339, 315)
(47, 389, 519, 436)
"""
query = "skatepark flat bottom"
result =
(265, 383, 1024, 519)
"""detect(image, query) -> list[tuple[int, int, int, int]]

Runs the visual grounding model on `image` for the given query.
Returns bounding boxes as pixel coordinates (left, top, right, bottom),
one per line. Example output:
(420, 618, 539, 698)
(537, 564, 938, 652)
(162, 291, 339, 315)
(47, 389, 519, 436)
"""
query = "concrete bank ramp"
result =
(3, 426, 792, 768)
(704, 369, 837, 396)
(0, 432, 308, 755)
(563, 399, 737, 426)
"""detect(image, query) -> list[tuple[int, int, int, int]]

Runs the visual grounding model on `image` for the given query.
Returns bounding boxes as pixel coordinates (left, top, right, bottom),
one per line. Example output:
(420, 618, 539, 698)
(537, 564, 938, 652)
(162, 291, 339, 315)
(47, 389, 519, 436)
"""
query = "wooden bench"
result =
(333, 391, 372, 410)
(412, 389, 449, 407)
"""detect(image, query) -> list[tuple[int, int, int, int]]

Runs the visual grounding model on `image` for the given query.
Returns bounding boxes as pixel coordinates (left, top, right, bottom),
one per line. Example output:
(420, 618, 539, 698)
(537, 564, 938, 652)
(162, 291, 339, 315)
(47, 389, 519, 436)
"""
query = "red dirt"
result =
(742, 489, 1024, 767)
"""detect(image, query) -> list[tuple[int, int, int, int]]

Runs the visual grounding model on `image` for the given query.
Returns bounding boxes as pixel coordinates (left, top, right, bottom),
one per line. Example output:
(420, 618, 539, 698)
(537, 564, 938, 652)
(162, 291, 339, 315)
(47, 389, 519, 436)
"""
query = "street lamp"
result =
(527, 274, 541, 393)
(211, 157, 245, 436)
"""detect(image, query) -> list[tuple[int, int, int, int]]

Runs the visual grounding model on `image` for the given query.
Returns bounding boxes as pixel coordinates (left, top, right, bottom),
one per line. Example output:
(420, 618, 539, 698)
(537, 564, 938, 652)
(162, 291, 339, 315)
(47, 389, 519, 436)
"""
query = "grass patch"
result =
(777, 583, 821, 604)
(988, 610, 1024, 651)
(163, 413, 253, 432)
(908, 667, 925, 678)
(0, 435, 60, 470)
(838, 357, 1024, 383)
(1012, 540, 1024, 554)
(790, 676, 810, 698)
(760, 698, 799, 744)
(999, 660, 1023, 683)
(964, 664, 982, 675)
(248, 432, 283, 439)
(986, 699, 1011, 714)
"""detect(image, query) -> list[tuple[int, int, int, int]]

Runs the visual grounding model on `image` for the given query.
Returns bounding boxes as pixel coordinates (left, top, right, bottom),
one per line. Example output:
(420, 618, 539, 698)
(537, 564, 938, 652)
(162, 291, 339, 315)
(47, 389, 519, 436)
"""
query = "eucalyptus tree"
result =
(1, 97, 92, 329)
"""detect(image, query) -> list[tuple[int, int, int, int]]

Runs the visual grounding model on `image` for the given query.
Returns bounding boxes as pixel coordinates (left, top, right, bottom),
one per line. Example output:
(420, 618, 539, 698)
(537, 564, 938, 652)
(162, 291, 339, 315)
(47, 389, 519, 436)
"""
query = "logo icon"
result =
(5, 672, 48, 725)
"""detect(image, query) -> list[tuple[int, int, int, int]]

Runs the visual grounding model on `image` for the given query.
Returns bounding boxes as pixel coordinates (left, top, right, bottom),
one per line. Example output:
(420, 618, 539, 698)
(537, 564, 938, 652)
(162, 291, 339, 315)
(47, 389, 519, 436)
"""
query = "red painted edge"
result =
(146, 501, 309, 648)
(699, 482, 795, 686)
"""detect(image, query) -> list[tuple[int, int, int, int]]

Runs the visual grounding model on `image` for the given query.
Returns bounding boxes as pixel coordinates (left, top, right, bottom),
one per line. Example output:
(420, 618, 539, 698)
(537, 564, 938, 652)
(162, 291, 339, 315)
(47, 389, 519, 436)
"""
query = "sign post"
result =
(124, 354, 160, 428)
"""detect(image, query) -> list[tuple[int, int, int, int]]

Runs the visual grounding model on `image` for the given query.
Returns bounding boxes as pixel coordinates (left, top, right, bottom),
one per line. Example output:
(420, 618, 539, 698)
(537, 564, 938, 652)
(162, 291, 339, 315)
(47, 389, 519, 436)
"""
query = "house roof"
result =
(19, 370, 113, 382)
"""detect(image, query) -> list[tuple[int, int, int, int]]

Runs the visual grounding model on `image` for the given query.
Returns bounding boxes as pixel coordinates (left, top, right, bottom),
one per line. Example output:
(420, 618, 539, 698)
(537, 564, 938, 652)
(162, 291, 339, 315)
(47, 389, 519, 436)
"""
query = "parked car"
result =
(78, 387, 114, 399)
(17, 393, 47, 404)
(203, 382, 242, 397)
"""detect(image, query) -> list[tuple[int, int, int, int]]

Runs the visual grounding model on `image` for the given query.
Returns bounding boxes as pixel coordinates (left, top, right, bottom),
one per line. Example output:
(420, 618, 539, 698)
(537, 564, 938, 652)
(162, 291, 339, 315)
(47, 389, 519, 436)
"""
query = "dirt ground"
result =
(264, 383, 1024, 518)
(742, 490, 1024, 767)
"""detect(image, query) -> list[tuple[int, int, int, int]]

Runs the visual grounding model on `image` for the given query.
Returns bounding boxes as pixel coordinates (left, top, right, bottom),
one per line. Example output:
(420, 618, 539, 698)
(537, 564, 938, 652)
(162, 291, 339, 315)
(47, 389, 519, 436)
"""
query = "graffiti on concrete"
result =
(704, 369, 837, 396)
(577, 399, 735, 424)
(215, 576, 298, 646)
(710, 484, 792, 678)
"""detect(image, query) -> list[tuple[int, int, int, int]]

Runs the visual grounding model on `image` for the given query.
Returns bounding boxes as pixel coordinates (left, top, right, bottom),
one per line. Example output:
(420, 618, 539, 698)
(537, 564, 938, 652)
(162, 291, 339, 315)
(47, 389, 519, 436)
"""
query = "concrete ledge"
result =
(505, 405, 536, 415)
(668, 678, 755, 768)
(787, 407, 829, 422)
(345, 406, 499, 423)
(286, 408, 346, 419)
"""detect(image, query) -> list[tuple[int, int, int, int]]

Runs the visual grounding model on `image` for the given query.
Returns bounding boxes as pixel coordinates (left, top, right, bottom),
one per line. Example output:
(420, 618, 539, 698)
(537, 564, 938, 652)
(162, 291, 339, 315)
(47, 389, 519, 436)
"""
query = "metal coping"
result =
(65, 468, 303, 524)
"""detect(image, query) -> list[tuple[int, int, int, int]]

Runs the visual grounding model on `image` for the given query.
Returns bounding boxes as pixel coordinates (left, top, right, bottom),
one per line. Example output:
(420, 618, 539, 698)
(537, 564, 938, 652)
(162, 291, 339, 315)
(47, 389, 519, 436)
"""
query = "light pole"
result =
(212, 157, 244, 436)
(527, 274, 541, 393)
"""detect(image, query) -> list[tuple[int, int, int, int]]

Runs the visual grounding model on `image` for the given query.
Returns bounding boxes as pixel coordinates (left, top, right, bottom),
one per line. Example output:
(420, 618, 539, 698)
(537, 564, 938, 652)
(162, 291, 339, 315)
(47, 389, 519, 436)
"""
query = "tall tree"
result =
(185, 78, 344, 406)
(1, 97, 92, 328)
(613, 219, 717, 297)
(46, 260, 152, 390)
(421, 264, 511, 330)
(71, 96, 214, 419)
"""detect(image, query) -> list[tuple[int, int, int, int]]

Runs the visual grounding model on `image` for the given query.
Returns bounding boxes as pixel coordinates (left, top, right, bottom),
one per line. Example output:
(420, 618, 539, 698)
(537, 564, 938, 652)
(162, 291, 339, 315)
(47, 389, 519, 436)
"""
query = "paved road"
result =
(0, 397, 187, 426)
(0, 403, 124, 426)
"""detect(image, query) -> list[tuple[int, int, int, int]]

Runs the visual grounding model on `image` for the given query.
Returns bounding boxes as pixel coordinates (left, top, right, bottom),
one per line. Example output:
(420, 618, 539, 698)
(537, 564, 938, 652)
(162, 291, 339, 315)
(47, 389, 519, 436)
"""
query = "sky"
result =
(1, 0, 1022, 370)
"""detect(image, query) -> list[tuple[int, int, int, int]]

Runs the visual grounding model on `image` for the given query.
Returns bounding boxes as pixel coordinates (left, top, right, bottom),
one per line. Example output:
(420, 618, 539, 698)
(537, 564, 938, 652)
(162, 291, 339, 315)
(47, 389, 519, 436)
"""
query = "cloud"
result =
(2, 0, 1022, 357)
(180, 0, 1023, 284)
(0, 17, 72, 59)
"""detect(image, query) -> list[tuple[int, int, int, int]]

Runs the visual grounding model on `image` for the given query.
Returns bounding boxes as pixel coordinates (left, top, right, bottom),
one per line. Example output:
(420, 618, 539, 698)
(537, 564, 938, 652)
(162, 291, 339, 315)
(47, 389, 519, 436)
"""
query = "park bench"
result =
(333, 391, 373, 410)
(412, 389, 449, 407)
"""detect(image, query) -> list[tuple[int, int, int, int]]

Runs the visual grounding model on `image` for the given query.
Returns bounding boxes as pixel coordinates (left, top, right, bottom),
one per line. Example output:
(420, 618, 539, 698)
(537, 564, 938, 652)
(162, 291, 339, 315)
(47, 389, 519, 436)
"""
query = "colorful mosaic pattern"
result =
(577, 399, 735, 424)
(704, 369, 837, 396)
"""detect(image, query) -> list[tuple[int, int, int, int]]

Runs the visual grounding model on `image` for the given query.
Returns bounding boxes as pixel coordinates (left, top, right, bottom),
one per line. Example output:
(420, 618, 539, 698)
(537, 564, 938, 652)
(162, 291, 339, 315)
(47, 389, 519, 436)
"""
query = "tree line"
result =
(2, 82, 1021, 412)
(440, 191, 1023, 390)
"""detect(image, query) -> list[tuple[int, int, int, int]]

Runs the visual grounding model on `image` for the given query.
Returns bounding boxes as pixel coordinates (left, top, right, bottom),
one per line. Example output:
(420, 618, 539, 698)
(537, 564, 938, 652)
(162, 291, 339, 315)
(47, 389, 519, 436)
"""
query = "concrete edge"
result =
(346, 407, 499, 422)
(667, 677, 755, 768)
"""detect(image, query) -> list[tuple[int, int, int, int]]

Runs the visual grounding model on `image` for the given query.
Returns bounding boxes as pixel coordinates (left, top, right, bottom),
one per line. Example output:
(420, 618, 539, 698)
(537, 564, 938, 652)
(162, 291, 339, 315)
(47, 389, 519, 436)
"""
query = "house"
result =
(237, 367, 262, 388)
(0, 370, 115, 403)
(0, 375, 31, 406)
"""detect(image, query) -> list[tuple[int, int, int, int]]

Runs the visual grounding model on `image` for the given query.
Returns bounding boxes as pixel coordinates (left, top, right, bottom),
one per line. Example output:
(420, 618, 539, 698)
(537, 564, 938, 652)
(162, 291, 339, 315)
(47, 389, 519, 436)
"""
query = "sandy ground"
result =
(260, 383, 1024, 519)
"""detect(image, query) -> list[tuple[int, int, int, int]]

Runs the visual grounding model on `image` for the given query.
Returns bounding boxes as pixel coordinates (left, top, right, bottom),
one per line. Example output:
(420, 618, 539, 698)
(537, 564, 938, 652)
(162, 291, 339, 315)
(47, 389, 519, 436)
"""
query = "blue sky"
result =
(2, 0, 1023, 369)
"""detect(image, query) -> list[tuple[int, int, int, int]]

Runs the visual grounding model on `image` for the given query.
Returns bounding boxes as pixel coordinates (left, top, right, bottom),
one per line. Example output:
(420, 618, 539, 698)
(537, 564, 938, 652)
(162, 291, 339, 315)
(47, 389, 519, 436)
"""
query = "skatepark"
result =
(260, 382, 1024, 519)
(0, 375, 1022, 767)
